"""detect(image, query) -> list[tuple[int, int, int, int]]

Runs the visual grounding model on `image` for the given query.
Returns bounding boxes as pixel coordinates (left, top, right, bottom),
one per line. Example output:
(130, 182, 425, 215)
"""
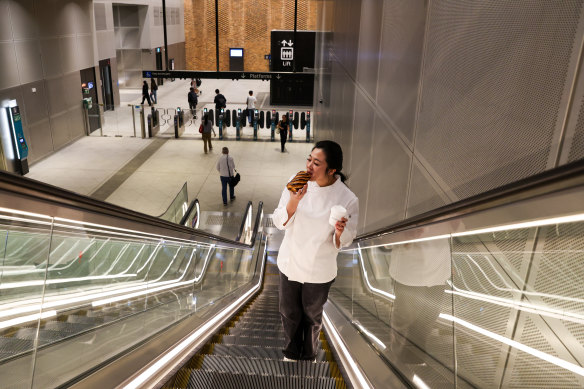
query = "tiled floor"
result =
(28, 79, 314, 217)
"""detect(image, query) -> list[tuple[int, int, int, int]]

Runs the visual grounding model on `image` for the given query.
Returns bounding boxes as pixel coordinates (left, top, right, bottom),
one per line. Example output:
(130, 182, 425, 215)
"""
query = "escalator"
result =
(1, 158, 583, 389)
(161, 254, 346, 389)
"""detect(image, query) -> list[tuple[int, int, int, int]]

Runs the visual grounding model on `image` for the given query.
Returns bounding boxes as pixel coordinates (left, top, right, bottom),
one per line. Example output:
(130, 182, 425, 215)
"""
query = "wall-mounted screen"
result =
(230, 48, 243, 57)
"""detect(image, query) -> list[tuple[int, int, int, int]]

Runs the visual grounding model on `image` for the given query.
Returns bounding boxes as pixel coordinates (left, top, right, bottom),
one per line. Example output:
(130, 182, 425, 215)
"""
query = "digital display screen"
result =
(230, 48, 243, 57)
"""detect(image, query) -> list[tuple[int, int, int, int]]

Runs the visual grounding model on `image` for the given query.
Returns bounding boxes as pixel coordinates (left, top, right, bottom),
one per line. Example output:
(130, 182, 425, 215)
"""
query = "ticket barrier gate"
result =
(288, 110, 294, 140)
(235, 108, 242, 140)
(218, 109, 224, 140)
(304, 111, 311, 142)
(270, 109, 277, 141)
(147, 107, 161, 138)
(174, 108, 185, 138)
(253, 109, 259, 141)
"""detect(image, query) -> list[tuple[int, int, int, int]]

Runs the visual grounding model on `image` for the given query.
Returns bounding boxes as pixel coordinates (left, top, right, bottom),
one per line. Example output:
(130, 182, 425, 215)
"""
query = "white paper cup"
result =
(329, 205, 347, 227)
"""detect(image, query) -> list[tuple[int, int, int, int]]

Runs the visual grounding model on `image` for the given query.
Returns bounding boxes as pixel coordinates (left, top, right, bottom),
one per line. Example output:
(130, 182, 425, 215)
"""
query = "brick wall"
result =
(184, 0, 318, 72)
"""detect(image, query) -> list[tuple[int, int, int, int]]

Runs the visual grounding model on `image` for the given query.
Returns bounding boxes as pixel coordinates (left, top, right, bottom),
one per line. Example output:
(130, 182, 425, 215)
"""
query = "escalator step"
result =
(211, 344, 327, 362)
(15, 328, 62, 344)
(185, 370, 342, 389)
(0, 337, 34, 353)
(220, 335, 285, 348)
(67, 315, 105, 325)
(43, 321, 93, 334)
(200, 354, 331, 378)
(228, 328, 285, 338)
(220, 335, 322, 349)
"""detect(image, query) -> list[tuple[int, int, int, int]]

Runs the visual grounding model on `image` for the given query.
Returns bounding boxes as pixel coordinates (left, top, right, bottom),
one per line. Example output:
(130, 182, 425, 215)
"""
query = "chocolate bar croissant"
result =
(286, 171, 311, 193)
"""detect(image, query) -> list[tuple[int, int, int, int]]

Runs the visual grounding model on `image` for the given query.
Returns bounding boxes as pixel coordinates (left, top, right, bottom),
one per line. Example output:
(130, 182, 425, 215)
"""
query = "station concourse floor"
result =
(26, 78, 313, 216)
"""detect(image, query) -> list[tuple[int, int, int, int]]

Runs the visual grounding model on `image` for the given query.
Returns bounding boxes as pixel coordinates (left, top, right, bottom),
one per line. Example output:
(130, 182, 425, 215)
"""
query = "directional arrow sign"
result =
(241, 73, 246, 78)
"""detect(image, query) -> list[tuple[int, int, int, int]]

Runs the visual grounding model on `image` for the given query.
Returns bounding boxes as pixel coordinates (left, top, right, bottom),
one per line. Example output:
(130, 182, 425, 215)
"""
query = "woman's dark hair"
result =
(203, 113, 208, 125)
(313, 140, 347, 182)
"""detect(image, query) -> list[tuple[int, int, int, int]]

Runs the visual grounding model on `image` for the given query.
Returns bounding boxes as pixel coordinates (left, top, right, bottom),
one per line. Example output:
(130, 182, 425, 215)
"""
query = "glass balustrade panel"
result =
(0, 216, 53, 389)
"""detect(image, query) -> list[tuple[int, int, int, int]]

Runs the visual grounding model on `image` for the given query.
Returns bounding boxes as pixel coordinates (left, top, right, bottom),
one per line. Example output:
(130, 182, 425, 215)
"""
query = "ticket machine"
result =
(1, 101, 29, 175)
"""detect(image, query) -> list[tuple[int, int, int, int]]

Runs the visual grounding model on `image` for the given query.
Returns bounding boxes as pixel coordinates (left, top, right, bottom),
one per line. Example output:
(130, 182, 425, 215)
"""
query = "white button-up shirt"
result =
(216, 155, 235, 177)
(273, 176, 359, 283)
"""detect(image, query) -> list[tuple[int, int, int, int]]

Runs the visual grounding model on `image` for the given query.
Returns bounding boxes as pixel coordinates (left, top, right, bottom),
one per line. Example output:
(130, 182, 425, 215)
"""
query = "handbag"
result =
(226, 158, 241, 187)
(199, 123, 203, 134)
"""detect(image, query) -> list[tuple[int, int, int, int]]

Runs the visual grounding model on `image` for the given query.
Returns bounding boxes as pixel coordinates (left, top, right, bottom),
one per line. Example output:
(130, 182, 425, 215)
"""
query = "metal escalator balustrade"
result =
(160, 255, 347, 389)
(326, 161, 584, 388)
(0, 171, 265, 389)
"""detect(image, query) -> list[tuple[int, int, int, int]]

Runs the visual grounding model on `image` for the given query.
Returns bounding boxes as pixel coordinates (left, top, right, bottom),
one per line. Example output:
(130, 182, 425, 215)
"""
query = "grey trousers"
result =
(279, 272, 334, 360)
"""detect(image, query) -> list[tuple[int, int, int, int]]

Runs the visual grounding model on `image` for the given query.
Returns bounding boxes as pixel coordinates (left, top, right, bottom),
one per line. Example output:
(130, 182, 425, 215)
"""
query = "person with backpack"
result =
(214, 89, 227, 111)
(188, 87, 198, 119)
(246, 90, 257, 125)
(150, 79, 158, 104)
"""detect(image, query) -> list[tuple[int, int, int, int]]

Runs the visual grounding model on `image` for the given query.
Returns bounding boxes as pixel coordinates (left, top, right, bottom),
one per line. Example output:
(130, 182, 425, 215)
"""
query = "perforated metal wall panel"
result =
(406, 159, 448, 218)
(414, 1, 583, 201)
(499, 223, 584, 388)
(376, 0, 426, 145)
(568, 96, 584, 162)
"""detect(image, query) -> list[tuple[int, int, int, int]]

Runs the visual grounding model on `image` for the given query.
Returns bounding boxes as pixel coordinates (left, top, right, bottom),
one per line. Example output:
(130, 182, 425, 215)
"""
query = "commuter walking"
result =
(246, 90, 257, 125)
(141, 81, 152, 106)
(272, 140, 358, 361)
(214, 89, 227, 111)
(201, 113, 213, 154)
(216, 147, 236, 206)
(277, 114, 289, 152)
(188, 87, 198, 119)
(150, 79, 158, 104)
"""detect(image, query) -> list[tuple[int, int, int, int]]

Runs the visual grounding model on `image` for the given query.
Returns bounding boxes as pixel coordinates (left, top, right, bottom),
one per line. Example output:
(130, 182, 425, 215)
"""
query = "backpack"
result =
(217, 95, 226, 108)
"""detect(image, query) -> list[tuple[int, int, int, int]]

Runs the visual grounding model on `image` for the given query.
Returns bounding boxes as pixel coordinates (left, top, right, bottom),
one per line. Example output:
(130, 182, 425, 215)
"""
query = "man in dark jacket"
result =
(214, 89, 227, 110)
(141, 81, 152, 106)
(188, 87, 198, 119)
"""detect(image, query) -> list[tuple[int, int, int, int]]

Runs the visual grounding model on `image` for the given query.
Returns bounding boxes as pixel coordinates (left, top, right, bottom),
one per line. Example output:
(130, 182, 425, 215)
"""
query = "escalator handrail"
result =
(179, 198, 199, 227)
(250, 201, 264, 245)
(156, 181, 188, 220)
(354, 158, 584, 243)
(235, 201, 253, 242)
(0, 171, 260, 249)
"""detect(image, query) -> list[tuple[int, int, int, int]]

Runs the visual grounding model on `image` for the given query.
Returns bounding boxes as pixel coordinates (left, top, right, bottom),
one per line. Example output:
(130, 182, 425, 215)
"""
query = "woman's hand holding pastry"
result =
(289, 184, 308, 202)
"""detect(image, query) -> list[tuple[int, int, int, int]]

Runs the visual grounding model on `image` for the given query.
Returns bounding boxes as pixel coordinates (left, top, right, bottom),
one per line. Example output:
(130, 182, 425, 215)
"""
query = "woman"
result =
(201, 113, 213, 153)
(272, 140, 359, 361)
(277, 114, 289, 152)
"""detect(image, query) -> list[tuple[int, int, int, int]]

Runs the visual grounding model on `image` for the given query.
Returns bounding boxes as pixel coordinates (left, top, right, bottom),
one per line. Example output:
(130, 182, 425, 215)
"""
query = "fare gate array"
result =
(201, 107, 311, 142)
(126, 105, 312, 142)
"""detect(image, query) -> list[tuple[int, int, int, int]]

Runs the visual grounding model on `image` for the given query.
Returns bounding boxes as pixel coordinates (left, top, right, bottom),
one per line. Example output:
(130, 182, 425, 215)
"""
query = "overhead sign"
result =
(142, 70, 314, 82)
